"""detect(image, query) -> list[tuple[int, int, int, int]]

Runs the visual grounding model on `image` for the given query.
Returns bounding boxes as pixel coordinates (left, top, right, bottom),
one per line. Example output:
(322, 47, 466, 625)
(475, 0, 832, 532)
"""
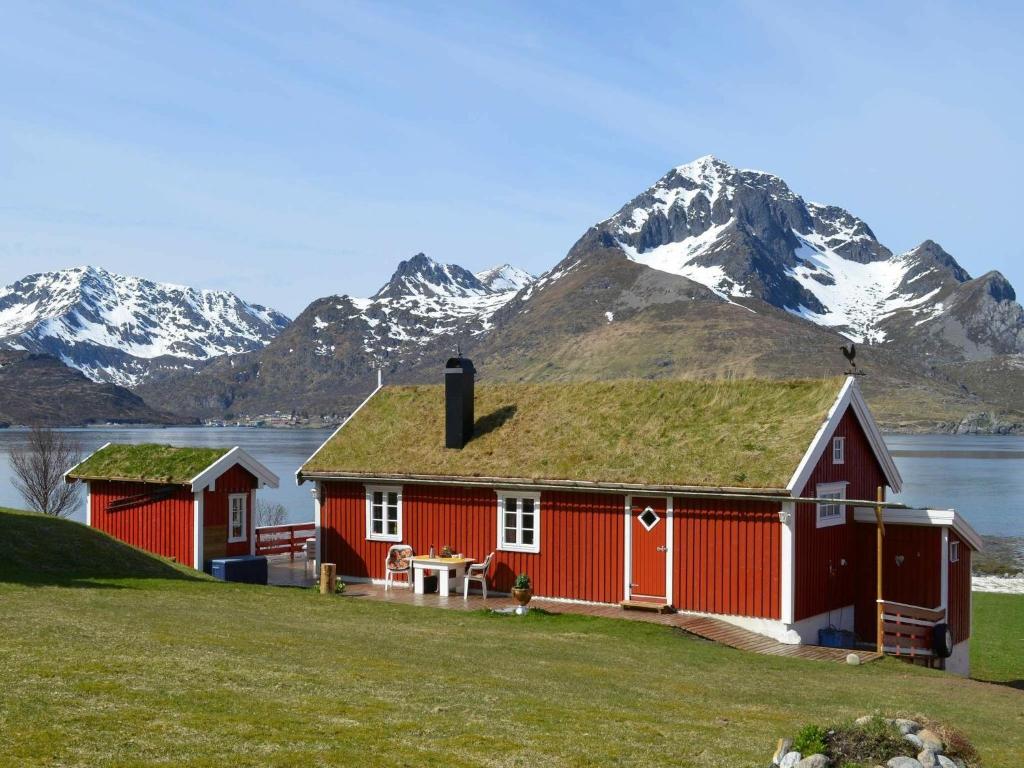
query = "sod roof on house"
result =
(301, 378, 846, 490)
(67, 444, 231, 485)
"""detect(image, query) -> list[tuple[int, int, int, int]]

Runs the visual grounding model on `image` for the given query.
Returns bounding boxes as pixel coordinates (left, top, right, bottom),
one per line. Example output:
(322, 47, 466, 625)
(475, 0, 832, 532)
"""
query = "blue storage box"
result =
(818, 627, 856, 649)
(209, 555, 268, 585)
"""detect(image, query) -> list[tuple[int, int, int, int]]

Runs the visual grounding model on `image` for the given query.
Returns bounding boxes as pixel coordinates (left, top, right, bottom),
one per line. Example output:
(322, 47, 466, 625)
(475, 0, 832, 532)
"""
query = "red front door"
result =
(630, 497, 667, 601)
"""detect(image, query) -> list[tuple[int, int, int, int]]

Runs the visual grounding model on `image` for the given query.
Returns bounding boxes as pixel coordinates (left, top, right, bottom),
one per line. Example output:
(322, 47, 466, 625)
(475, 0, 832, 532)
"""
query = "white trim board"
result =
(193, 491, 205, 571)
(64, 442, 111, 483)
(852, 507, 982, 552)
(190, 446, 279, 492)
(786, 376, 902, 495)
(296, 373, 383, 486)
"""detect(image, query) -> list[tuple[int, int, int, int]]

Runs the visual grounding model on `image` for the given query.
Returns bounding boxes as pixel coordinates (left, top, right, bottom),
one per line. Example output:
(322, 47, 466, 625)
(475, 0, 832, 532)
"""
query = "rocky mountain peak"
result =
(373, 253, 487, 301)
(475, 264, 535, 292)
(0, 266, 290, 386)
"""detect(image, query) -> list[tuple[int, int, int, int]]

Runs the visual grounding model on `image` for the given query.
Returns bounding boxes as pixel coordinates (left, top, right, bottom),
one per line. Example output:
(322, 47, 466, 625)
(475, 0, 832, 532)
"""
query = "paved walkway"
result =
(267, 556, 880, 665)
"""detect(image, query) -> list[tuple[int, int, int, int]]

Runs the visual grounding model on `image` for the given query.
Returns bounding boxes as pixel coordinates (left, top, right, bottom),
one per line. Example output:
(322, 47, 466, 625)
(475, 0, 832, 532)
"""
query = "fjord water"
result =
(0, 428, 1021, 536)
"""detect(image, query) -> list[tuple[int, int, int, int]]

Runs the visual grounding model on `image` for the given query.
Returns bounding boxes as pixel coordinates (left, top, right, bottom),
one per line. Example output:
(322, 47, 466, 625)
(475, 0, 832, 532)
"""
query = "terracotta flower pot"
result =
(511, 587, 533, 606)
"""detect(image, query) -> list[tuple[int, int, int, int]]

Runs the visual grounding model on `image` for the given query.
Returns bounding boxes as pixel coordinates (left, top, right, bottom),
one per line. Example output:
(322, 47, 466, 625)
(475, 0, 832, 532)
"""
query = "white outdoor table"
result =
(410, 556, 474, 597)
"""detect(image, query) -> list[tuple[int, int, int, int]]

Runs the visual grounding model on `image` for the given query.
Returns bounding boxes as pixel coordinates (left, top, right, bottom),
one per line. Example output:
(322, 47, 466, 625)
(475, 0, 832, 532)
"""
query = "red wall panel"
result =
(854, 523, 942, 641)
(948, 531, 971, 643)
(89, 480, 195, 565)
(203, 465, 258, 557)
(795, 407, 887, 621)
(673, 498, 780, 619)
(320, 481, 783, 615)
(320, 482, 626, 603)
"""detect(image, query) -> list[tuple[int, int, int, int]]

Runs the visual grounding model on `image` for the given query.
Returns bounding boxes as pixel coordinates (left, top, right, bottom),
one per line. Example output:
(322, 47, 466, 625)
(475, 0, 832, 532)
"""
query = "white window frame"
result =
(815, 481, 848, 529)
(832, 436, 845, 465)
(365, 485, 403, 542)
(949, 540, 960, 564)
(496, 491, 541, 554)
(228, 493, 248, 543)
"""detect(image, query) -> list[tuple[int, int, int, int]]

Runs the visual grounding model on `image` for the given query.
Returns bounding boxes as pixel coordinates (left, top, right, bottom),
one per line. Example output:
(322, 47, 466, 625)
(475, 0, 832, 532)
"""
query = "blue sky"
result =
(2, 1, 1022, 317)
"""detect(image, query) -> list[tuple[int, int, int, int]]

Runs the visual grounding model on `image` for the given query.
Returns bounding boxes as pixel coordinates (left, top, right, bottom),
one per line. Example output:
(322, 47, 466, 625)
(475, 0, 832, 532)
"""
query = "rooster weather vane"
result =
(840, 342, 865, 376)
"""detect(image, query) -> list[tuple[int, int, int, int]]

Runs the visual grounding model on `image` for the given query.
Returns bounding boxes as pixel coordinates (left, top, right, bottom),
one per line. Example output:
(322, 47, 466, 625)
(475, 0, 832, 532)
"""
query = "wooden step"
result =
(620, 600, 675, 614)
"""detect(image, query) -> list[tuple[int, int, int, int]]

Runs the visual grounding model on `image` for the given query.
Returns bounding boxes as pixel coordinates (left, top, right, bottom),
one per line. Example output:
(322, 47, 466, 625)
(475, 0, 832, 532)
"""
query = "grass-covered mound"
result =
(0, 508, 1021, 766)
(67, 443, 229, 484)
(302, 378, 844, 488)
(0, 507, 199, 586)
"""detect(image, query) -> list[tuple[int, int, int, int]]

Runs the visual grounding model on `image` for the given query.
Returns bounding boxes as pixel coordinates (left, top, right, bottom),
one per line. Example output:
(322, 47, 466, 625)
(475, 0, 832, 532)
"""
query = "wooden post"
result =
(875, 485, 885, 654)
(320, 562, 337, 595)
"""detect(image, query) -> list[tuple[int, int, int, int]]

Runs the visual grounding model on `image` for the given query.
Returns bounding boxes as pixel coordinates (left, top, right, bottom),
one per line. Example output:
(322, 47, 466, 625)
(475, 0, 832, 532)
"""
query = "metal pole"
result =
(876, 485, 885, 654)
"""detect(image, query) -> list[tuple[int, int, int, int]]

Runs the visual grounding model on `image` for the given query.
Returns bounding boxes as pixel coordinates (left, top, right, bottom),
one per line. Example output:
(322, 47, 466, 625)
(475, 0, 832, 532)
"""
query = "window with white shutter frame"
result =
(228, 494, 248, 542)
(832, 436, 845, 464)
(366, 486, 402, 542)
(815, 482, 848, 528)
(497, 492, 541, 553)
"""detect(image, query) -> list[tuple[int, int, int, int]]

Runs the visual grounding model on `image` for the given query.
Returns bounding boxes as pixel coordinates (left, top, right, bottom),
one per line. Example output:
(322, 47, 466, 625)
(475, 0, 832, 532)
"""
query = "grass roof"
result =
(302, 378, 846, 489)
(67, 444, 230, 485)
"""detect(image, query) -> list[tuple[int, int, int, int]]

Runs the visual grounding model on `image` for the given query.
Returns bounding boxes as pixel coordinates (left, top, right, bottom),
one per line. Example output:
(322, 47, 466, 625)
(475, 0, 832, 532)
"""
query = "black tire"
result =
(932, 622, 954, 658)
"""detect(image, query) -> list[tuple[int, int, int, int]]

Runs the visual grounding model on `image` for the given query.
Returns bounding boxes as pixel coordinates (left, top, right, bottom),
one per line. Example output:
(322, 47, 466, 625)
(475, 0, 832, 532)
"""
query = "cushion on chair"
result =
(386, 546, 414, 571)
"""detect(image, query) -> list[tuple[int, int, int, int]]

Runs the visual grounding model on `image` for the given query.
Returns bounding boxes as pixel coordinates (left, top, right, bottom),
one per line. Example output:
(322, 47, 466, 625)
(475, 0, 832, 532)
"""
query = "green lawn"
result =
(1, 508, 1022, 767)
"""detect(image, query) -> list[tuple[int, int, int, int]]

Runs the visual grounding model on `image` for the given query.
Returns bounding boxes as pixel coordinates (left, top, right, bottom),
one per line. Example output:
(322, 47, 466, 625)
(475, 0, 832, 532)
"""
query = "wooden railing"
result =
(879, 600, 945, 660)
(255, 522, 316, 560)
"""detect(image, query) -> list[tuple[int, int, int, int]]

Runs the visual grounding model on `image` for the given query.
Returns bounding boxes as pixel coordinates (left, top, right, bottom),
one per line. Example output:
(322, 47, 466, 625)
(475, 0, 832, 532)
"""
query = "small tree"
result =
(255, 498, 288, 527)
(9, 427, 83, 518)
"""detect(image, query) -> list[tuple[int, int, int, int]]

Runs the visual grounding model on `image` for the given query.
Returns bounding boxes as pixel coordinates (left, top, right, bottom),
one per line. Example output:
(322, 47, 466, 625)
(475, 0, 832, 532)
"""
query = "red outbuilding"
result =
(67, 444, 279, 571)
(298, 361, 980, 674)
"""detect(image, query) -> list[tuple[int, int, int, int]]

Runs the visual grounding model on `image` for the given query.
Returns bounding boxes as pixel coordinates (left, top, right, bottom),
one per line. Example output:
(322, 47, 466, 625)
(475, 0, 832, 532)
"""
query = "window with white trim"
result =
(816, 482, 847, 528)
(497, 492, 540, 553)
(228, 494, 247, 542)
(949, 540, 960, 563)
(832, 436, 845, 464)
(366, 486, 402, 542)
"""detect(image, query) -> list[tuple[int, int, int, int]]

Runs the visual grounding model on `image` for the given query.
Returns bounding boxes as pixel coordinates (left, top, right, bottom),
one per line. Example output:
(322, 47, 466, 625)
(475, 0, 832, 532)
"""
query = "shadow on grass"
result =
(0, 508, 203, 588)
(471, 405, 517, 440)
(978, 678, 1024, 691)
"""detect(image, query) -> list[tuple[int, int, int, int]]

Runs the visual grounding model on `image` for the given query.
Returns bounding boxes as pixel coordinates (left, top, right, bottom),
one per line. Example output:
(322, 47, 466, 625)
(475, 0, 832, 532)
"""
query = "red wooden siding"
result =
(673, 498, 780, 619)
(89, 480, 195, 565)
(854, 523, 942, 642)
(948, 530, 971, 643)
(202, 465, 258, 558)
(320, 482, 626, 603)
(319, 481, 784, 614)
(630, 498, 667, 599)
(795, 406, 887, 621)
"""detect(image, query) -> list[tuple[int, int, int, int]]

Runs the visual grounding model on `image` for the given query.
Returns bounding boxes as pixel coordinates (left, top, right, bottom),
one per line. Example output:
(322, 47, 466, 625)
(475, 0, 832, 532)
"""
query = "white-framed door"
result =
(624, 495, 674, 604)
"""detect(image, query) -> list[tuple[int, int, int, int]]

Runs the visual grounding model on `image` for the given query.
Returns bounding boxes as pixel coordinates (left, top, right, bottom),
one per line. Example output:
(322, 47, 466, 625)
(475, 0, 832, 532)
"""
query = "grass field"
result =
(1, 508, 1022, 767)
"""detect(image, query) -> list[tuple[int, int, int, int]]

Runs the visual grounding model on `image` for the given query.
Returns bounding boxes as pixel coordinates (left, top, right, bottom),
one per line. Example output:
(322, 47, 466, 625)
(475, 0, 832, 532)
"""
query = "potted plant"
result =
(511, 573, 532, 614)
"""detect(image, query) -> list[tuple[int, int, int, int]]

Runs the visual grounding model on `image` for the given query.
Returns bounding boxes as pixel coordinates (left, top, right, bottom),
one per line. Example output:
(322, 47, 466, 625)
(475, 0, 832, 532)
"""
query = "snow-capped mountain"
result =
(311, 254, 535, 361)
(135, 254, 536, 417)
(599, 155, 1024, 356)
(0, 266, 290, 386)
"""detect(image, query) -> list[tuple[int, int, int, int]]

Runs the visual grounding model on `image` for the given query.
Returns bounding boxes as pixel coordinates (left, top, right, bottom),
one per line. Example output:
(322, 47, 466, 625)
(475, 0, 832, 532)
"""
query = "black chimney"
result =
(444, 356, 475, 449)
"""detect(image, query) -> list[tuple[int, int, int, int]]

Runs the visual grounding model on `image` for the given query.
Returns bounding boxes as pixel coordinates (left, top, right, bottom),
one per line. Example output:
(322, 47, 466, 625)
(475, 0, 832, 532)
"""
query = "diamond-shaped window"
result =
(639, 507, 660, 531)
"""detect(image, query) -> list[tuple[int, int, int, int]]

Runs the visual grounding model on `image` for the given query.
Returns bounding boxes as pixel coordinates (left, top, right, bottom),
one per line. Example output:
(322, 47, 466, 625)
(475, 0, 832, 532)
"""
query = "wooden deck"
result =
(267, 557, 881, 665)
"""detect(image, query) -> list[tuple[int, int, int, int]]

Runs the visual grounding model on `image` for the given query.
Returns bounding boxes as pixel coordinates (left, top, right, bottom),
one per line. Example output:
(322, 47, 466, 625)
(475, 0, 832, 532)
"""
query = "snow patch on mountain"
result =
(787, 235, 941, 342)
(0, 266, 290, 385)
(318, 254, 535, 361)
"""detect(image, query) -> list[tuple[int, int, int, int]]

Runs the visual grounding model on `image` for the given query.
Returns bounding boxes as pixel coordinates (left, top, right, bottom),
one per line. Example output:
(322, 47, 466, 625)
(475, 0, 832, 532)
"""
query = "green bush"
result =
(513, 573, 532, 590)
(793, 724, 827, 756)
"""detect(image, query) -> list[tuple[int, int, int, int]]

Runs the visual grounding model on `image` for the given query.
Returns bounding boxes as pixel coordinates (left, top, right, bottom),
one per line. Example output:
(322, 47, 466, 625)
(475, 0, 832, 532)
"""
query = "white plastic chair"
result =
(463, 552, 495, 599)
(384, 544, 414, 591)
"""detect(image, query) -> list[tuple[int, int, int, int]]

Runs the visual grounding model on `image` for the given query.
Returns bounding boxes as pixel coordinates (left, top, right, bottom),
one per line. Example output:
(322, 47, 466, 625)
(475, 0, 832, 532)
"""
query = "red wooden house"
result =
(67, 444, 279, 571)
(298, 361, 980, 674)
